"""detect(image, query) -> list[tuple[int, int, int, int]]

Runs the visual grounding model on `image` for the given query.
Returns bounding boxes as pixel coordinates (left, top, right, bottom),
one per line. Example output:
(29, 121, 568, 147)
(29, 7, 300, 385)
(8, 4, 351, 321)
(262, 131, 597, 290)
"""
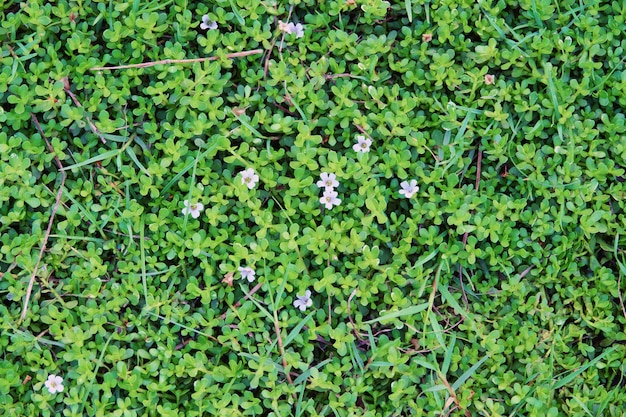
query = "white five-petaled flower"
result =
(320, 189, 341, 209)
(316, 172, 339, 190)
(399, 180, 419, 198)
(484, 74, 495, 85)
(238, 266, 255, 282)
(278, 20, 290, 32)
(278, 20, 305, 38)
(200, 15, 218, 30)
(45, 374, 64, 394)
(289, 23, 305, 38)
(182, 200, 204, 219)
(293, 289, 313, 311)
(353, 135, 372, 153)
(240, 168, 259, 189)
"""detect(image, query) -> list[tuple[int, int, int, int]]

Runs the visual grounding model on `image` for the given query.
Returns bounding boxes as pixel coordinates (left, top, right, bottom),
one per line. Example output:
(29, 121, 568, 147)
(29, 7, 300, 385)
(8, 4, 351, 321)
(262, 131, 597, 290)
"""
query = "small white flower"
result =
(290, 23, 305, 38)
(238, 266, 255, 282)
(182, 200, 204, 218)
(353, 135, 372, 153)
(316, 172, 339, 190)
(200, 15, 218, 30)
(399, 180, 419, 198)
(45, 374, 64, 394)
(240, 168, 259, 189)
(320, 189, 341, 209)
(278, 20, 291, 33)
(279, 21, 305, 38)
(293, 289, 313, 311)
(484, 74, 495, 85)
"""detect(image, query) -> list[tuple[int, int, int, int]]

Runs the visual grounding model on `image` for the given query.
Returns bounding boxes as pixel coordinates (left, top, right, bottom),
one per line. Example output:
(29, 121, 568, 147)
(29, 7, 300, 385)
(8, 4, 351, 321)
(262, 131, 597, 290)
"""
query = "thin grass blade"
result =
(363, 302, 429, 324)
(61, 148, 120, 171)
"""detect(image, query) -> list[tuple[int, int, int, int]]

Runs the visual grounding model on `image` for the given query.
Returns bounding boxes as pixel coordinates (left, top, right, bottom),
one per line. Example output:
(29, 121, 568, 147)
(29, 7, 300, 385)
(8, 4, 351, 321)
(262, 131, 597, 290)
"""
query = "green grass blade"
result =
(414, 249, 439, 268)
(423, 384, 447, 393)
(283, 311, 314, 348)
(139, 216, 148, 304)
(240, 284, 273, 321)
(543, 62, 561, 121)
(366, 327, 377, 352)
(569, 396, 594, 417)
(405, 0, 413, 22)
(273, 265, 291, 311)
(227, 0, 245, 25)
(61, 148, 120, 171)
(451, 354, 490, 391)
(181, 149, 201, 230)
(239, 352, 284, 373)
(442, 334, 456, 376)
(429, 310, 446, 347)
(161, 136, 227, 195)
(143, 311, 215, 339)
(363, 302, 429, 324)
(349, 341, 365, 373)
(438, 283, 472, 321)
(49, 234, 105, 243)
(288, 93, 309, 123)
(61, 189, 107, 239)
(368, 361, 395, 368)
(294, 381, 309, 417)
(232, 109, 266, 138)
(552, 346, 618, 389)
(125, 145, 151, 177)
(78, 332, 114, 416)
(97, 133, 131, 142)
(293, 358, 333, 385)
(411, 358, 438, 372)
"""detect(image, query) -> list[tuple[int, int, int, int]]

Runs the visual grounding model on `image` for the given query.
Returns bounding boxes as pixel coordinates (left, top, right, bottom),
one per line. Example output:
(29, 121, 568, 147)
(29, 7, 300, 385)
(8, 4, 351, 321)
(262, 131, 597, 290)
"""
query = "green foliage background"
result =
(1, 0, 626, 416)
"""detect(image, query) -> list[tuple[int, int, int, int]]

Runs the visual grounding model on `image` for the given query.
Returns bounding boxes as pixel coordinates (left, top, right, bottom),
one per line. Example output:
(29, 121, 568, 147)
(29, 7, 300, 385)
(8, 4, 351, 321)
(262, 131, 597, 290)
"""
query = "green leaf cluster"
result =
(1, 0, 626, 416)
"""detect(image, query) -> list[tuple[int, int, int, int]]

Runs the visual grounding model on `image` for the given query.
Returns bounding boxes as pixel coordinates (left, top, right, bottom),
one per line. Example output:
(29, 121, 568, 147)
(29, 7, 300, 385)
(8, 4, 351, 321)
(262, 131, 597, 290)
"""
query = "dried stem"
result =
(439, 373, 472, 417)
(90, 49, 263, 71)
(220, 282, 263, 320)
(263, 38, 278, 80)
(63, 78, 107, 144)
(347, 288, 364, 341)
(234, 282, 263, 309)
(273, 309, 293, 384)
(21, 114, 67, 322)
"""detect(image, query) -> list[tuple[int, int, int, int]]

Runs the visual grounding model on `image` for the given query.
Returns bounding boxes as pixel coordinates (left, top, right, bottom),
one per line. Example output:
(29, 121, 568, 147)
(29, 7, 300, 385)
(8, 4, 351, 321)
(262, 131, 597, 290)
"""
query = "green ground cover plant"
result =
(1, 0, 626, 415)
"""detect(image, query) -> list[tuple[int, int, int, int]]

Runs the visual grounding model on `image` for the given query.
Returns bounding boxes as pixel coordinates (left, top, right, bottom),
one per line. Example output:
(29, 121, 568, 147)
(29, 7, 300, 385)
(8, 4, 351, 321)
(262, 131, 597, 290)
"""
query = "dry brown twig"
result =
(222, 280, 294, 384)
(219, 281, 263, 320)
(440, 374, 472, 417)
(62, 77, 107, 144)
(273, 309, 293, 384)
(90, 49, 263, 71)
(20, 114, 67, 323)
(347, 288, 365, 341)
